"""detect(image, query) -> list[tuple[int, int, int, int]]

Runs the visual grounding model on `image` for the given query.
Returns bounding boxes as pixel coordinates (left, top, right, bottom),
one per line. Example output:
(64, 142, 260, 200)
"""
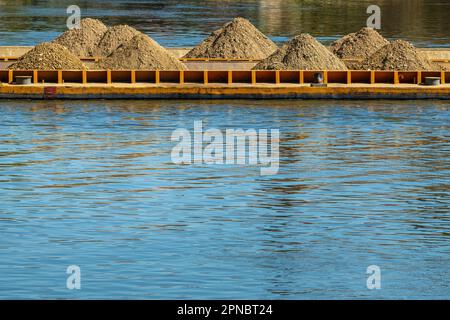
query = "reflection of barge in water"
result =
(1, 46, 449, 100)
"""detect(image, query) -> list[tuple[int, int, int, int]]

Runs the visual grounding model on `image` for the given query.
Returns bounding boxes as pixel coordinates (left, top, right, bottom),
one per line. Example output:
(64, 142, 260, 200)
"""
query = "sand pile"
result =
(98, 33, 186, 70)
(184, 17, 278, 59)
(253, 34, 347, 70)
(94, 25, 141, 57)
(53, 18, 108, 57)
(331, 27, 389, 68)
(359, 40, 439, 71)
(8, 42, 87, 70)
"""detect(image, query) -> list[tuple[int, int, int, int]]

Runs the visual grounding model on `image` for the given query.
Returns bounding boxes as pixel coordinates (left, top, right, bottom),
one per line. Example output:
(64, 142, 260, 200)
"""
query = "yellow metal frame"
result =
(1, 69, 447, 86)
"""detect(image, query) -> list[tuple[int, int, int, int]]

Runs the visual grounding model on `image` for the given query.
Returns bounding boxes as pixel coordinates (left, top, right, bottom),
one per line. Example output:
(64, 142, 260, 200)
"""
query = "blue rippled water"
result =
(0, 100, 449, 299)
(0, 0, 449, 300)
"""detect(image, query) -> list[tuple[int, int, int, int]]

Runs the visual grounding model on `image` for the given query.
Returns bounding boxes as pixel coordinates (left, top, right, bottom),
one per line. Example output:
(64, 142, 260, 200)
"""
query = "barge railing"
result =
(0, 69, 448, 86)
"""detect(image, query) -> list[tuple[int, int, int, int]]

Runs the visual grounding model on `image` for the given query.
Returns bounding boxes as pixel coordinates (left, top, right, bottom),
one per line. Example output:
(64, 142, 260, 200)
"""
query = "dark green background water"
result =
(0, 0, 449, 47)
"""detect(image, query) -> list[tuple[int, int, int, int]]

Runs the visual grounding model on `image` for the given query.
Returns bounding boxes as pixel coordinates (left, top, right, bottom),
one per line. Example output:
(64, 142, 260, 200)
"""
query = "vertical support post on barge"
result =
(394, 71, 399, 85)
(370, 71, 375, 84)
(57, 70, 63, 84)
(204, 70, 208, 85)
(179, 70, 184, 85)
(82, 70, 87, 84)
(228, 70, 233, 85)
(131, 70, 136, 84)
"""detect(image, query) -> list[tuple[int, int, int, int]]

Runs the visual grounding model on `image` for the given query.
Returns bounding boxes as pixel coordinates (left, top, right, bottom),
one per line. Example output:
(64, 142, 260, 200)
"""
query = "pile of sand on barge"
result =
(330, 27, 389, 69)
(53, 18, 108, 57)
(8, 42, 87, 70)
(359, 40, 440, 71)
(98, 33, 187, 70)
(184, 17, 278, 59)
(253, 34, 347, 70)
(94, 25, 141, 57)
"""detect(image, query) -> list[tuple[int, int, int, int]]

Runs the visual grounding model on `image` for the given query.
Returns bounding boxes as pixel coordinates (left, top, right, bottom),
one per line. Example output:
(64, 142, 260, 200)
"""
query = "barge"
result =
(0, 46, 449, 100)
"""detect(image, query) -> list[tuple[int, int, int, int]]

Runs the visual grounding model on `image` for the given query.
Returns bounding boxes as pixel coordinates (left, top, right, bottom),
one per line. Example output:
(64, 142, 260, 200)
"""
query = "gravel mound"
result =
(331, 27, 389, 60)
(184, 17, 278, 59)
(8, 42, 87, 70)
(359, 40, 439, 71)
(253, 34, 347, 70)
(94, 25, 141, 57)
(53, 18, 108, 57)
(98, 33, 187, 70)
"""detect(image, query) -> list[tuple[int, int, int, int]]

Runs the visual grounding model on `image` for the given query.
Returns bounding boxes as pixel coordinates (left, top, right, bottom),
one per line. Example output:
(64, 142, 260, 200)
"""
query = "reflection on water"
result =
(0, 0, 449, 47)
(0, 100, 449, 299)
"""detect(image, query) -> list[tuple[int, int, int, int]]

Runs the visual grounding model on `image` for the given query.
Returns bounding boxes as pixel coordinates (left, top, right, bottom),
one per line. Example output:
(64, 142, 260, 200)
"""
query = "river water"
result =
(0, 1, 449, 299)
(0, 100, 449, 299)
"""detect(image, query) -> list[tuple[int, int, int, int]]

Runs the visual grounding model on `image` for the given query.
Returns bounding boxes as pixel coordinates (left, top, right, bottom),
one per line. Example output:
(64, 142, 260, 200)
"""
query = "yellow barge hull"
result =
(1, 69, 449, 100)
(1, 83, 449, 100)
